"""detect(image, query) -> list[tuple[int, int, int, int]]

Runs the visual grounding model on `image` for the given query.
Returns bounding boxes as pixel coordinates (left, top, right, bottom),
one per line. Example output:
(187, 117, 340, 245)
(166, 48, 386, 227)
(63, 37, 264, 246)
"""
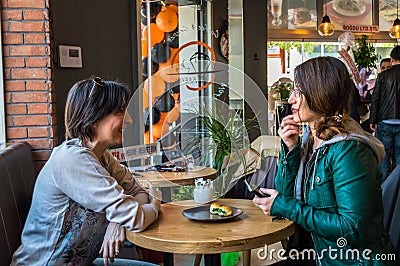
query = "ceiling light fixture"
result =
(389, 0, 400, 39)
(318, 0, 334, 36)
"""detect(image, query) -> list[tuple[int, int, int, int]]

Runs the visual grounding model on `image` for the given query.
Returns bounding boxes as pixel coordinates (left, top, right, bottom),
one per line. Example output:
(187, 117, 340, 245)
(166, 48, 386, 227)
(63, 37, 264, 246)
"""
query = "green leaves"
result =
(182, 105, 257, 175)
(181, 103, 260, 196)
(352, 35, 381, 70)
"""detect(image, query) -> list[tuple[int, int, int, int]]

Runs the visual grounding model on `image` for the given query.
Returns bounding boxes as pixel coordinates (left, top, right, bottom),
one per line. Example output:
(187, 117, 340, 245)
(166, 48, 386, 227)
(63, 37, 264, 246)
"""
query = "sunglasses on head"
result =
(89, 77, 106, 98)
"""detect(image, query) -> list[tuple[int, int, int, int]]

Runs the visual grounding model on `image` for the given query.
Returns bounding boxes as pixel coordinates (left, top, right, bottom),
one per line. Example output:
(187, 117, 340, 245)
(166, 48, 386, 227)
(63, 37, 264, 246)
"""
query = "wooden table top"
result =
(125, 198, 296, 254)
(132, 167, 217, 187)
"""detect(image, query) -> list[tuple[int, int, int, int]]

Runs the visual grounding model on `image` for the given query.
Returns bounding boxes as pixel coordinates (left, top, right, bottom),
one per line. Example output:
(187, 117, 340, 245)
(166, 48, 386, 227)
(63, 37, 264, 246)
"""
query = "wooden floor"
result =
(170, 242, 283, 266)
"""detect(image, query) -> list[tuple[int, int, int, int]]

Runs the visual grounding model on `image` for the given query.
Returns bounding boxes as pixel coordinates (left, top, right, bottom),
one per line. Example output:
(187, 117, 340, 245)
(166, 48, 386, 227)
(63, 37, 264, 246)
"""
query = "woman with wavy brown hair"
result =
(254, 57, 397, 265)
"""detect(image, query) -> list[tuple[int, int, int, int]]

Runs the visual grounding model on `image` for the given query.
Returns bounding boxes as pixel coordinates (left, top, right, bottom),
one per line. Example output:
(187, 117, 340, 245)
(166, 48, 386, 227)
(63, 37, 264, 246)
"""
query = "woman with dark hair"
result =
(254, 57, 396, 265)
(12, 77, 160, 266)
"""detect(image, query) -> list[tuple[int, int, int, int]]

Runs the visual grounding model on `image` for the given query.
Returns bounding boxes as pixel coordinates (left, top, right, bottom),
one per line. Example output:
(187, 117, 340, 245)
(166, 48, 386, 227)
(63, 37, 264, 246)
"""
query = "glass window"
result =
(267, 42, 342, 85)
(267, 41, 395, 86)
(136, 1, 261, 199)
(0, 11, 6, 148)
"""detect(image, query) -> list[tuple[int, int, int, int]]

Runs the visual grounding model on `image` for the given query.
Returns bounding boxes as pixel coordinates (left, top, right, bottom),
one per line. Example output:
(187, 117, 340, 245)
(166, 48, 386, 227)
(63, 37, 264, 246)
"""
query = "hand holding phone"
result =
(244, 179, 270, 198)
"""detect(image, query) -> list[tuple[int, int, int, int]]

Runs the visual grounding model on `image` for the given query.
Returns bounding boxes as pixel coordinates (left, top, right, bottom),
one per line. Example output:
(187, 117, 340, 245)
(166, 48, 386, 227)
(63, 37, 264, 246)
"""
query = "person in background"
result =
(370, 46, 400, 182)
(365, 58, 392, 100)
(253, 57, 396, 265)
(361, 58, 392, 133)
(350, 84, 361, 122)
(11, 77, 160, 266)
(380, 57, 392, 72)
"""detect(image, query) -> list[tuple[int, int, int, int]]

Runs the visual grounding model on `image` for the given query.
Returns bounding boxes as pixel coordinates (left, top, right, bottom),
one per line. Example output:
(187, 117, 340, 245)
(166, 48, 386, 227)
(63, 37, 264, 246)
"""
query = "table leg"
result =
(204, 254, 221, 266)
(161, 187, 172, 202)
(163, 252, 174, 266)
(281, 238, 289, 249)
(194, 254, 202, 266)
(242, 250, 251, 266)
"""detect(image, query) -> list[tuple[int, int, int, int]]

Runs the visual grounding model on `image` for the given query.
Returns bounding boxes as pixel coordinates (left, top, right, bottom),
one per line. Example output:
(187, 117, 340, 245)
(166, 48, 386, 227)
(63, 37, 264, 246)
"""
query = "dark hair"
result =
(380, 57, 391, 66)
(294, 56, 354, 140)
(390, 46, 400, 61)
(65, 77, 132, 141)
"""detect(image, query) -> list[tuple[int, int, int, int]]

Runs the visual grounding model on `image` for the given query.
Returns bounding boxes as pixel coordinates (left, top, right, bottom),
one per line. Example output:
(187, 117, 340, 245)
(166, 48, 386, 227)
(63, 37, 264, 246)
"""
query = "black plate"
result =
(182, 205, 243, 222)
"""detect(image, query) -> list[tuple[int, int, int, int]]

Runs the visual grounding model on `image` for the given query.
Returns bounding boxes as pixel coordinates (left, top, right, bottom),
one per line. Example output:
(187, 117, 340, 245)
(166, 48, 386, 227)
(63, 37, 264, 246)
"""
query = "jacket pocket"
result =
(310, 171, 337, 209)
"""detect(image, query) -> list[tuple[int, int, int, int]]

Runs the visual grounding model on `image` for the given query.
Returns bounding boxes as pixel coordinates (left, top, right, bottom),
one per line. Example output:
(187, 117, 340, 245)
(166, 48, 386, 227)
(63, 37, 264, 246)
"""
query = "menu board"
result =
(267, 0, 317, 29)
(267, 0, 398, 33)
(379, 0, 398, 31)
(325, 0, 373, 31)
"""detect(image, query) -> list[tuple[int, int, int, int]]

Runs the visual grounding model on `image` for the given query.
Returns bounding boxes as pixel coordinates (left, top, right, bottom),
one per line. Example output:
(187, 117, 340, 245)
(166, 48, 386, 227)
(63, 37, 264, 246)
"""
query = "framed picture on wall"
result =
(325, 0, 374, 31)
(267, 0, 289, 29)
(267, 0, 319, 30)
(379, 0, 398, 31)
(288, 0, 317, 29)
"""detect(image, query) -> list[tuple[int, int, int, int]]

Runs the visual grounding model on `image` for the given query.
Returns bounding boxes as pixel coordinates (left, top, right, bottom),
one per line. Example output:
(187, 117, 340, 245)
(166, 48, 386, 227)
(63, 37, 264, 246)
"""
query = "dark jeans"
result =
(375, 122, 400, 182)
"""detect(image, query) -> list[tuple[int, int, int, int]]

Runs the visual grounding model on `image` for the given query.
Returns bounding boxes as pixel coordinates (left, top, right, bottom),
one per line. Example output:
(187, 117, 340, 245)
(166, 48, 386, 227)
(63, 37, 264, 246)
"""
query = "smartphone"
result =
(243, 179, 270, 197)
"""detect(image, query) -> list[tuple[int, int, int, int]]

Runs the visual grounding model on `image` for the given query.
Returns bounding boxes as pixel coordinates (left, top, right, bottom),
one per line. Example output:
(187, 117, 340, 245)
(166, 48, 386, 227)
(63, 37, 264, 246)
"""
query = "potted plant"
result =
(271, 81, 293, 101)
(182, 104, 259, 196)
(278, 81, 293, 100)
(352, 35, 381, 71)
(351, 35, 381, 95)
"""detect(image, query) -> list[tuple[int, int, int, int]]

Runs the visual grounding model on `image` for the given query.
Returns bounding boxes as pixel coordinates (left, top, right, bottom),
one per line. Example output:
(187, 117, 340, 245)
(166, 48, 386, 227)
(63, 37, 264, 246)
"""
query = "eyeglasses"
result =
(89, 77, 106, 98)
(290, 88, 302, 98)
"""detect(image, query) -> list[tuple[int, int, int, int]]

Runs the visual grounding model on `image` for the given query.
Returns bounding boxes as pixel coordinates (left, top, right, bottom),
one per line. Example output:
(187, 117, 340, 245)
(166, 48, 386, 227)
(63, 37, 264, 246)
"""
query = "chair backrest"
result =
(382, 164, 400, 230)
(249, 156, 277, 190)
(224, 156, 277, 199)
(0, 142, 37, 265)
(223, 135, 280, 199)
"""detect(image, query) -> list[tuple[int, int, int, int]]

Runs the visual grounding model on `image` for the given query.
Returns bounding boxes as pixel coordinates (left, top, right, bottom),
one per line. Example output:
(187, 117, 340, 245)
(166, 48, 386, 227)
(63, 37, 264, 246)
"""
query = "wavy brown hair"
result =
(294, 57, 354, 140)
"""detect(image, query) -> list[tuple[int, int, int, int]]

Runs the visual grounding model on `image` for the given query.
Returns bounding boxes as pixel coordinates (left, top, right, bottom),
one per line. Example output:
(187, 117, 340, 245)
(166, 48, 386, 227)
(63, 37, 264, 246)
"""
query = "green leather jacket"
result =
(271, 120, 397, 265)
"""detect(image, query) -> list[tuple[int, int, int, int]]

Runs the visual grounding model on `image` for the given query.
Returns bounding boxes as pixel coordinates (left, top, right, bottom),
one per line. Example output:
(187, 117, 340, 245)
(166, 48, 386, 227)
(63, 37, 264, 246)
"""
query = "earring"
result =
(333, 114, 343, 123)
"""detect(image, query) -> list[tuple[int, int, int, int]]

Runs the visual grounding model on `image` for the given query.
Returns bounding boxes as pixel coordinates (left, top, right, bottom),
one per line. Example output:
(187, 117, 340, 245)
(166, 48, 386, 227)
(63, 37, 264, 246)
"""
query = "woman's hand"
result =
(278, 114, 300, 151)
(99, 222, 125, 266)
(252, 188, 279, 216)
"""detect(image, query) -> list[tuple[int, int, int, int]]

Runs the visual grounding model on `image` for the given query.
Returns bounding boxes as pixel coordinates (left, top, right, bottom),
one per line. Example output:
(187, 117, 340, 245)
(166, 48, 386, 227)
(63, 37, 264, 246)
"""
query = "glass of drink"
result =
(271, 0, 283, 26)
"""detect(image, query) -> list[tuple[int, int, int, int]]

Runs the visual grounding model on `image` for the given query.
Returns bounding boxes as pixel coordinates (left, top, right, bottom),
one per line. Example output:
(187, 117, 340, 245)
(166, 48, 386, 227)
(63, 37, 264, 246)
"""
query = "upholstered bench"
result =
(0, 142, 37, 264)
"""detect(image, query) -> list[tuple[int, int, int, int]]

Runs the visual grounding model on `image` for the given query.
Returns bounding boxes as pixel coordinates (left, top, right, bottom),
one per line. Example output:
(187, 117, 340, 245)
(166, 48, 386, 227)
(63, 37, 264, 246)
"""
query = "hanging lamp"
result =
(318, 0, 334, 36)
(389, 0, 400, 39)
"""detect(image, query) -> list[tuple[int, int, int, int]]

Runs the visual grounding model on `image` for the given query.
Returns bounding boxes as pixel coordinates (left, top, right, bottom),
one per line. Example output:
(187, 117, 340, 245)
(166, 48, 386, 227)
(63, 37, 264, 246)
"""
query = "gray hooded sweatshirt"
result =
(295, 118, 385, 200)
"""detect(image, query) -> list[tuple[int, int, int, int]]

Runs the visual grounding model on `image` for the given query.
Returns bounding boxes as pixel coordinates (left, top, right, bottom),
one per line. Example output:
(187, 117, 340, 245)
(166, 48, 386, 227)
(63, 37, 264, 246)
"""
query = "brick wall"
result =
(1, 0, 56, 172)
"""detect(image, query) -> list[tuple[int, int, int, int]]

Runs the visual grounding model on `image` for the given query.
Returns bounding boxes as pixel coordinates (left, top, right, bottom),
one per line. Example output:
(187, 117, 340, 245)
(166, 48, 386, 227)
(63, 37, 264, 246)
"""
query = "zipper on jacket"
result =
(281, 145, 295, 179)
(303, 155, 312, 203)
(310, 149, 320, 190)
(303, 148, 320, 202)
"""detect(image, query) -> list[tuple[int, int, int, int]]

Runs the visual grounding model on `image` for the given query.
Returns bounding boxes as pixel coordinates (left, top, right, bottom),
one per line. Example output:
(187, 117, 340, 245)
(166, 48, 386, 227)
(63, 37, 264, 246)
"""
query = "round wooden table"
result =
(125, 198, 296, 266)
(132, 167, 217, 188)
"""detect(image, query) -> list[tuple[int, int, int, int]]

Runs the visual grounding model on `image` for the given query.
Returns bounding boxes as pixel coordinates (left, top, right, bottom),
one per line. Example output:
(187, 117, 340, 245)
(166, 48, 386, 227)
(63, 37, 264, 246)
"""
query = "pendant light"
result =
(389, 0, 400, 39)
(318, 0, 334, 36)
